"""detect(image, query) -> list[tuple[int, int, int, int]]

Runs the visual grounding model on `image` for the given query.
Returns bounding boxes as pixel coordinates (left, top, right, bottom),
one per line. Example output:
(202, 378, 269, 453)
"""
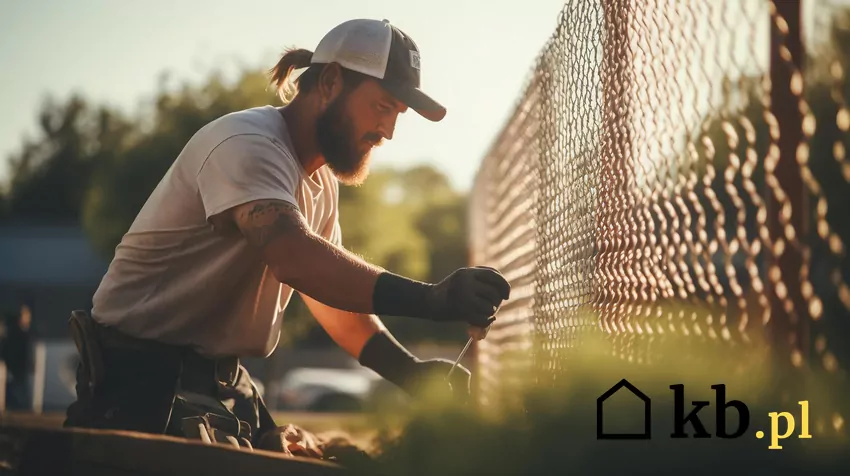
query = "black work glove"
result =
(359, 332, 473, 405)
(397, 359, 472, 404)
(426, 266, 511, 328)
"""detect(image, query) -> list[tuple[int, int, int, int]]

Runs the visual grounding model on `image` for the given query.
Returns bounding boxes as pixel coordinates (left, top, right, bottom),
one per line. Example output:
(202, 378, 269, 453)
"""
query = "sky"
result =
(0, 0, 567, 192)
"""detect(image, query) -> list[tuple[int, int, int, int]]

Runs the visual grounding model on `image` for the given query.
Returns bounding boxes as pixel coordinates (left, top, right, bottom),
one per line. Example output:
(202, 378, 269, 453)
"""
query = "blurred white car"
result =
(272, 367, 387, 412)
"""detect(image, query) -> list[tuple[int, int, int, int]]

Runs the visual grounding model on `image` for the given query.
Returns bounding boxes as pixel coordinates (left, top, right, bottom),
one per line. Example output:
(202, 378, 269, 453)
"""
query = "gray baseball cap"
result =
(311, 18, 446, 122)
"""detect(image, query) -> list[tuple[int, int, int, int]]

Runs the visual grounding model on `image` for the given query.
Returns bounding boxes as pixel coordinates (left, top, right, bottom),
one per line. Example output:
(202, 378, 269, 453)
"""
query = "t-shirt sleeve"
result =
(196, 134, 302, 221)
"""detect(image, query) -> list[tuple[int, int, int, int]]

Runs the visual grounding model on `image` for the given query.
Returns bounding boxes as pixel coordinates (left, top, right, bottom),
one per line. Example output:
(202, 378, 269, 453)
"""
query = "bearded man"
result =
(63, 18, 510, 450)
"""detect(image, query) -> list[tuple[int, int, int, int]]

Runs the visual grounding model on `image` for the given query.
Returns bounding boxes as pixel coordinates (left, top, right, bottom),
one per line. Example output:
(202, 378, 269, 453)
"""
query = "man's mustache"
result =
(363, 133, 384, 146)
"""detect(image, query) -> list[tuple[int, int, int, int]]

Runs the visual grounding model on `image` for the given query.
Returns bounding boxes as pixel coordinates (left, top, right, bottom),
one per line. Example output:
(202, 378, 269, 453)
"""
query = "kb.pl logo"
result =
(597, 379, 812, 450)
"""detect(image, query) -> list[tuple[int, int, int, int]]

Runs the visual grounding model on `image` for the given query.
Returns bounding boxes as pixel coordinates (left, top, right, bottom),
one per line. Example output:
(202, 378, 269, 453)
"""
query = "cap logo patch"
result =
(409, 50, 421, 70)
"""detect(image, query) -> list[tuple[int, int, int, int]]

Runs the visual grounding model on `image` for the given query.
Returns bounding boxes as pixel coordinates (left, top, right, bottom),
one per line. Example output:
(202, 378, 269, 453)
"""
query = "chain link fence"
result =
(470, 0, 850, 432)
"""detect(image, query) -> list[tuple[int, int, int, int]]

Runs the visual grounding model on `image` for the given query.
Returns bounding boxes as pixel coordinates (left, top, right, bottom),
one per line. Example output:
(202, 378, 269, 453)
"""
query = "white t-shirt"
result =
(91, 105, 341, 359)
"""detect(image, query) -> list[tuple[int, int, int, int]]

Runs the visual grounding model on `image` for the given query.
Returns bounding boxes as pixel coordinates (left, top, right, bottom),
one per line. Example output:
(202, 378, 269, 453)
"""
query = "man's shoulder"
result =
(190, 107, 302, 172)
(201, 106, 290, 151)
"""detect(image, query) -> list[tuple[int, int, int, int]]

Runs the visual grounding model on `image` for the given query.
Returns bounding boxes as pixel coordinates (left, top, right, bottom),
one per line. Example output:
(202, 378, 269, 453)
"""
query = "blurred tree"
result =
(2, 94, 133, 224)
(337, 167, 430, 281)
(399, 166, 468, 283)
(82, 69, 280, 255)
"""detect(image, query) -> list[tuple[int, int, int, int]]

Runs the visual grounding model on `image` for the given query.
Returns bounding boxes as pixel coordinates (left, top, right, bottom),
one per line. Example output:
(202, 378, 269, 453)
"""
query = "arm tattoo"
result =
(237, 201, 305, 248)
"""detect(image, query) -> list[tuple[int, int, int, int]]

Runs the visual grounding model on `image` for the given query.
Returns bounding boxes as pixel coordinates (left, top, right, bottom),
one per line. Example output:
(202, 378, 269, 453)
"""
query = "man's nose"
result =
(378, 114, 398, 141)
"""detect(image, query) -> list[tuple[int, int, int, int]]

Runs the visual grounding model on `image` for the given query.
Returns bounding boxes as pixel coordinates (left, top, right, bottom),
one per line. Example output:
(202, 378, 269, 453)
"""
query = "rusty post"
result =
(767, 0, 809, 367)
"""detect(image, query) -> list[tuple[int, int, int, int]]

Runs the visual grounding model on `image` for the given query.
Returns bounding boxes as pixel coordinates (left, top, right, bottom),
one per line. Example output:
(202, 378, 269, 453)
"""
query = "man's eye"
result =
(377, 103, 392, 113)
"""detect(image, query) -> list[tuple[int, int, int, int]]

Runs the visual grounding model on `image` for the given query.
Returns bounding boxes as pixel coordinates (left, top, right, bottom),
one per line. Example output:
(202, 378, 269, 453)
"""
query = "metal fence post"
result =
(767, 0, 809, 369)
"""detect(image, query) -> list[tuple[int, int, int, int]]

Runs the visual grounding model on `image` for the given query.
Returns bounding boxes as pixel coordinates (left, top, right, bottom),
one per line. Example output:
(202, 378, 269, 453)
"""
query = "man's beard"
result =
(316, 95, 381, 186)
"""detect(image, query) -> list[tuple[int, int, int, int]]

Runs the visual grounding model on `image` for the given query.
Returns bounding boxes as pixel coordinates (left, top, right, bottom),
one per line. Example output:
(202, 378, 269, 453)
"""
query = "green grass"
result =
(351, 332, 850, 476)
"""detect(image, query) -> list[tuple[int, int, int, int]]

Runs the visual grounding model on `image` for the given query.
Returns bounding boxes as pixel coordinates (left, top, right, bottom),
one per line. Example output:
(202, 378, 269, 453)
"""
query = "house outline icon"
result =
(597, 378, 652, 440)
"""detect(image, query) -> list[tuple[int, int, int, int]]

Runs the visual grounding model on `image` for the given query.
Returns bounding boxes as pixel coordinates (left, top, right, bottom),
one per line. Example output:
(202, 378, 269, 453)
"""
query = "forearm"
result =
(300, 293, 420, 388)
(300, 292, 385, 358)
(271, 231, 384, 314)
(357, 328, 422, 387)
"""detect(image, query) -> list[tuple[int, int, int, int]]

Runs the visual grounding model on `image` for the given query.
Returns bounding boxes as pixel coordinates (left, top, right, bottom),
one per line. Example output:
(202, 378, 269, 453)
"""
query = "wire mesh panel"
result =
(470, 0, 849, 433)
(469, 72, 542, 409)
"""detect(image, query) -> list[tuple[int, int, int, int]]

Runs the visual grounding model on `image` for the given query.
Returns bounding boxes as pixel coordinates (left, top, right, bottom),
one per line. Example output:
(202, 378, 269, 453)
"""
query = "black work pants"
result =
(63, 339, 277, 447)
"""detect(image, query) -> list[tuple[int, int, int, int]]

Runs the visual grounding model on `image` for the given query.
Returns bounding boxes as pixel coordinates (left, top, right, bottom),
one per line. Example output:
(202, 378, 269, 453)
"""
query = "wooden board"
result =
(0, 425, 349, 476)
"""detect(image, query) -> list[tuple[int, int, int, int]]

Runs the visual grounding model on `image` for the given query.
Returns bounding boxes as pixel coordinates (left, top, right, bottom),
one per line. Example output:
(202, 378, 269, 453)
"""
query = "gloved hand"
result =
(398, 359, 472, 404)
(426, 266, 511, 328)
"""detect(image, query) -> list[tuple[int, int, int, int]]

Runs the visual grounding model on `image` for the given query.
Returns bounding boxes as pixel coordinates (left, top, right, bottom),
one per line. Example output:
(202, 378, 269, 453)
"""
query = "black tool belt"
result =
(68, 310, 254, 449)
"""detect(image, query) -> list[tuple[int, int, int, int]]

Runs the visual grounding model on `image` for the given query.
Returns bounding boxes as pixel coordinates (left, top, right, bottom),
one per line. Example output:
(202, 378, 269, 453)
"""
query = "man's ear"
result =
(317, 63, 344, 107)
